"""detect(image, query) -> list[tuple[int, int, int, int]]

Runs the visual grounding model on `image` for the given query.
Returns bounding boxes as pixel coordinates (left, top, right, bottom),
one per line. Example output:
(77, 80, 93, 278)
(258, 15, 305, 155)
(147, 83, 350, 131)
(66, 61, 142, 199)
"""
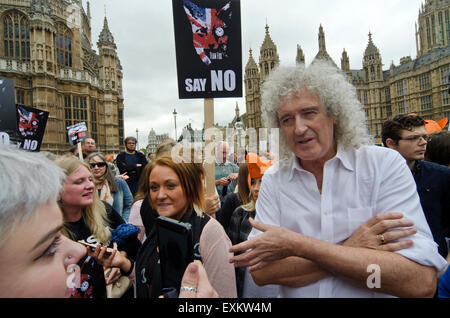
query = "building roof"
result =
(98, 16, 116, 48)
(391, 46, 450, 76)
(245, 49, 259, 70)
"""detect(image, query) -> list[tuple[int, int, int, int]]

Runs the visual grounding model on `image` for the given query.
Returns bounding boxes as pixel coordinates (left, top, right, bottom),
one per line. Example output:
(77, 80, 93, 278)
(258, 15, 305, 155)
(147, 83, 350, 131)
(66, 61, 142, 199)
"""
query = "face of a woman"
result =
(60, 166, 95, 209)
(149, 164, 188, 221)
(250, 178, 262, 201)
(0, 199, 86, 297)
(88, 156, 107, 180)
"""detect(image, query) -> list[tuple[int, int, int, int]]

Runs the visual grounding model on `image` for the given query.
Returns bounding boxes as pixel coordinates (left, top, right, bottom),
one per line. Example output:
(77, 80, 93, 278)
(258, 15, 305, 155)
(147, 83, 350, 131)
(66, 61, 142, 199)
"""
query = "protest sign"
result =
(172, 0, 242, 99)
(67, 122, 88, 146)
(0, 77, 20, 145)
(16, 105, 49, 151)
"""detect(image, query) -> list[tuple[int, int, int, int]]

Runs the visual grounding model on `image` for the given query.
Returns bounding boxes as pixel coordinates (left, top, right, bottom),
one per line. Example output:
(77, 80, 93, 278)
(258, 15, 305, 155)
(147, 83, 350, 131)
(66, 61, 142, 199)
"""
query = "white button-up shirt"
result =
(251, 145, 447, 298)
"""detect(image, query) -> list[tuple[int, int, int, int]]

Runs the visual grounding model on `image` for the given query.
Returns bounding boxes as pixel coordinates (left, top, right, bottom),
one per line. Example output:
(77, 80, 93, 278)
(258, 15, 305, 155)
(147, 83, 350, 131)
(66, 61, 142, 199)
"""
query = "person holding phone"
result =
(85, 152, 133, 222)
(0, 146, 219, 299)
(54, 155, 141, 298)
(134, 155, 237, 298)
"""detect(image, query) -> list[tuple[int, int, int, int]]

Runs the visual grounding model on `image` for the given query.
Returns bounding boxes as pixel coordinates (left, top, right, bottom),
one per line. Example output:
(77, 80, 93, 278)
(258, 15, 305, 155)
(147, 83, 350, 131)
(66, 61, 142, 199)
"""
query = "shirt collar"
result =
(288, 143, 354, 181)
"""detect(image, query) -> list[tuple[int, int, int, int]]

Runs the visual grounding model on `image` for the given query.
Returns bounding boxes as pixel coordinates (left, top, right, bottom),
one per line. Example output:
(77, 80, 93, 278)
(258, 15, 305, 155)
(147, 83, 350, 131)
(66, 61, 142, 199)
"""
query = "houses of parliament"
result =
(244, 0, 450, 144)
(0, 0, 123, 154)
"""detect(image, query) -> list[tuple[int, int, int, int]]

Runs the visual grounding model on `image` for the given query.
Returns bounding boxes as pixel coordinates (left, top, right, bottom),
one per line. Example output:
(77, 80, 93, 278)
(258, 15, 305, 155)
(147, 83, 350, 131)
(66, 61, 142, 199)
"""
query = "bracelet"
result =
(120, 259, 134, 276)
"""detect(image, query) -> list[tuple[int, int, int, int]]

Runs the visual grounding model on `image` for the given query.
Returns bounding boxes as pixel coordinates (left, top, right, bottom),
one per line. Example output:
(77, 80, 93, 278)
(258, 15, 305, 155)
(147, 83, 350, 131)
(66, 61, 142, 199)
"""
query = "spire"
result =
(313, 25, 337, 67)
(98, 16, 116, 48)
(246, 48, 258, 70)
(261, 24, 277, 51)
(318, 24, 326, 53)
(364, 32, 380, 57)
(296, 44, 305, 65)
(341, 48, 350, 72)
(235, 102, 240, 117)
(87, 1, 91, 21)
(363, 32, 383, 82)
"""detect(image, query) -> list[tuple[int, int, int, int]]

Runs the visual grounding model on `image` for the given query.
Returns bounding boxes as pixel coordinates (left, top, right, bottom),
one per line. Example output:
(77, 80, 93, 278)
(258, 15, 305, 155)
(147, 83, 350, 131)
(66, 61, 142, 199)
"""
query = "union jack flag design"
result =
(17, 106, 42, 138)
(183, 0, 231, 66)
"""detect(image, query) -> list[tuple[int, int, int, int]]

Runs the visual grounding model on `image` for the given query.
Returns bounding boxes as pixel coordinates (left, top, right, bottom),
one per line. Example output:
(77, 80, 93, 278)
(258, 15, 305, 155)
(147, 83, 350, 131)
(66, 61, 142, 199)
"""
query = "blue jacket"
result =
(112, 177, 133, 222)
(413, 160, 450, 258)
(438, 266, 450, 298)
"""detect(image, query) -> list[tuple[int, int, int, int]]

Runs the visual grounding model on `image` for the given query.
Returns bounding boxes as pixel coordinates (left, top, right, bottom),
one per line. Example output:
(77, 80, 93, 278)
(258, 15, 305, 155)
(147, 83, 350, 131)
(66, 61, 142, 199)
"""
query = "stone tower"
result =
(244, 48, 261, 129)
(97, 15, 124, 151)
(0, 0, 125, 154)
(416, 0, 450, 57)
(259, 24, 279, 83)
(363, 32, 383, 83)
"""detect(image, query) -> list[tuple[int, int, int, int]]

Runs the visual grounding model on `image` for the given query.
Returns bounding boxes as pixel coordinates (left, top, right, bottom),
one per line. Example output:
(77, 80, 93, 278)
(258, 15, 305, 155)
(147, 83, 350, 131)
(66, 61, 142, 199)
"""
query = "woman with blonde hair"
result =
(85, 152, 133, 222)
(54, 155, 141, 298)
(134, 155, 236, 298)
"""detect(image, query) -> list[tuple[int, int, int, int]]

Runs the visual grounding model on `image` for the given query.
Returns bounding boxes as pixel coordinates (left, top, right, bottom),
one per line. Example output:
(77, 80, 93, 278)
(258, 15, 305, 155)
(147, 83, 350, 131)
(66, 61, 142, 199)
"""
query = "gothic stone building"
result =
(245, 0, 450, 144)
(0, 0, 124, 154)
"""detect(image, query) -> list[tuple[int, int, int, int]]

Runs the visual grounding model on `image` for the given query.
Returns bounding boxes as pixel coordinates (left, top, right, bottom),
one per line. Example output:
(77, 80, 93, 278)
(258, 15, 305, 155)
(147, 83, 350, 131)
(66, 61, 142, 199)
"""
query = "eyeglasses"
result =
(89, 162, 107, 168)
(398, 134, 431, 143)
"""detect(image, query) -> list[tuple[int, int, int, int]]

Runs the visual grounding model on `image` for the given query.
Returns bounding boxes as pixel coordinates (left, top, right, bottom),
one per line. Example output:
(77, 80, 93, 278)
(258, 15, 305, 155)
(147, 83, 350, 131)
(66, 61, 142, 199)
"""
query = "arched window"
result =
(2, 11, 30, 61)
(55, 23, 72, 67)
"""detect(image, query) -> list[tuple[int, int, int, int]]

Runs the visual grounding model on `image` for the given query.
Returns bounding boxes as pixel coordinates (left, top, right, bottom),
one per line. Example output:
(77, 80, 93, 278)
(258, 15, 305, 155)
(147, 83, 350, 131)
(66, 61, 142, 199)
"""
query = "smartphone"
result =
(156, 216, 194, 292)
(78, 240, 113, 257)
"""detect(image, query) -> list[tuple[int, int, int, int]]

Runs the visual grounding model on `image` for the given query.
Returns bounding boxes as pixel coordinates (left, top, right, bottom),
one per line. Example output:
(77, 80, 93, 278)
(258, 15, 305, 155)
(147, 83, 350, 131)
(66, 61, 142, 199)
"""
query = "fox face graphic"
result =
(183, 0, 232, 65)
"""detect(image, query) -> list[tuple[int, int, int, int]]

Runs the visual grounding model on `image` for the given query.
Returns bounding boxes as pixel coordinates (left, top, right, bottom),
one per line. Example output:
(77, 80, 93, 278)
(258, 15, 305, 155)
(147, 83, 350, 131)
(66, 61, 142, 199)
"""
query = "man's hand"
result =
(215, 177, 231, 187)
(229, 218, 299, 272)
(227, 173, 238, 181)
(117, 172, 129, 180)
(343, 212, 417, 251)
(204, 194, 220, 215)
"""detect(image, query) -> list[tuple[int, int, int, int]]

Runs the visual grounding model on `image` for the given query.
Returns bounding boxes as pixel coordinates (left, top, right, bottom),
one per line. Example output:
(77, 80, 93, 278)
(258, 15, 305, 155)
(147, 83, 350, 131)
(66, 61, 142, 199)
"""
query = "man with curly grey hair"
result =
(230, 61, 447, 298)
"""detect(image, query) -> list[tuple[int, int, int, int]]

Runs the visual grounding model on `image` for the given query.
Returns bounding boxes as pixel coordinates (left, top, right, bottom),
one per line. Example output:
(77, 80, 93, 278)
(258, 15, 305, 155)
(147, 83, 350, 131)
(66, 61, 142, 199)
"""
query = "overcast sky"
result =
(87, 0, 423, 149)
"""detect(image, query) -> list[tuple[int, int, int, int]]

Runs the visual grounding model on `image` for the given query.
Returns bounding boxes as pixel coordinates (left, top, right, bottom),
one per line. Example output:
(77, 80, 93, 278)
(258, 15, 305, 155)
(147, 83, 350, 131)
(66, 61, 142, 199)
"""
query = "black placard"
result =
(0, 77, 21, 144)
(15, 105, 49, 152)
(172, 0, 242, 99)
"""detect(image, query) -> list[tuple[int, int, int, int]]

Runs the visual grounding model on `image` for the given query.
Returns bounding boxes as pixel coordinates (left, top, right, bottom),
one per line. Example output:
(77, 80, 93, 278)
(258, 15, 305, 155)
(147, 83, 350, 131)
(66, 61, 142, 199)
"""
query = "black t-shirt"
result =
(66, 202, 140, 298)
(66, 203, 125, 244)
(216, 193, 242, 233)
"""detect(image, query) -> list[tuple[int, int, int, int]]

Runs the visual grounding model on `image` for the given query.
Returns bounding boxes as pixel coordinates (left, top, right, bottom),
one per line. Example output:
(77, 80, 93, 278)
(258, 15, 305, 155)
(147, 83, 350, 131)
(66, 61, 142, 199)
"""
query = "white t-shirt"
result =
(250, 145, 447, 298)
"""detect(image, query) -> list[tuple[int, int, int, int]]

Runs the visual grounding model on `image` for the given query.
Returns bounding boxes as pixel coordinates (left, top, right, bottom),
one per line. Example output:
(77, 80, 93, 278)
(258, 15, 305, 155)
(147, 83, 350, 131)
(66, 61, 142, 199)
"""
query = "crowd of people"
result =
(1, 60, 450, 298)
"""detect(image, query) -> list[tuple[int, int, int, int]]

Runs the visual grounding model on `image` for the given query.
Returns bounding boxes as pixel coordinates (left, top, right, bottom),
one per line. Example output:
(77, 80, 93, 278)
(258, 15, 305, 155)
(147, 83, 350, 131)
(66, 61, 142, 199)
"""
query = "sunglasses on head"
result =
(89, 162, 107, 168)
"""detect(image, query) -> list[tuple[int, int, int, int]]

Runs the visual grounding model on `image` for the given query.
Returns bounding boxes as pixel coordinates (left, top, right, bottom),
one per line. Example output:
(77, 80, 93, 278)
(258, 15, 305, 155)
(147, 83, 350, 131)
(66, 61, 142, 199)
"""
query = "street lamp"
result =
(136, 128, 139, 149)
(173, 108, 178, 140)
(235, 116, 243, 148)
(235, 116, 244, 164)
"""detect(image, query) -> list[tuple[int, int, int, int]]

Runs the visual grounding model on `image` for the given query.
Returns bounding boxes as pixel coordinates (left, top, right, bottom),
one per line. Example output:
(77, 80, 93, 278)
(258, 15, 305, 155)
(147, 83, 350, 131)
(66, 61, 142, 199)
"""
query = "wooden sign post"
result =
(172, 0, 242, 216)
(77, 142, 83, 161)
(204, 98, 215, 198)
